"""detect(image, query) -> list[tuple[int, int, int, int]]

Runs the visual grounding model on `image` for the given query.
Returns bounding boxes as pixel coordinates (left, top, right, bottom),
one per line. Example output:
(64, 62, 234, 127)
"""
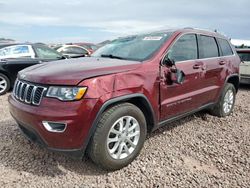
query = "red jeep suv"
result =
(8, 28, 240, 170)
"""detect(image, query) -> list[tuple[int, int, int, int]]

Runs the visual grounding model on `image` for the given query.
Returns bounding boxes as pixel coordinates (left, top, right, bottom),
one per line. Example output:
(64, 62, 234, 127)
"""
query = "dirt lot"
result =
(0, 86, 249, 188)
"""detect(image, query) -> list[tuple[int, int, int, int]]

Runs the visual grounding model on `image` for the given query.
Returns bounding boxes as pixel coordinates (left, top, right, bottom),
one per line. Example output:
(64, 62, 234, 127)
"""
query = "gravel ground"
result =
(0, 86, 249, 188)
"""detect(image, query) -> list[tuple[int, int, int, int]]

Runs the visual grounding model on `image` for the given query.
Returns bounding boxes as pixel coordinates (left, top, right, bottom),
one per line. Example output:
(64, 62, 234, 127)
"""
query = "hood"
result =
(18, 57, 141, 85)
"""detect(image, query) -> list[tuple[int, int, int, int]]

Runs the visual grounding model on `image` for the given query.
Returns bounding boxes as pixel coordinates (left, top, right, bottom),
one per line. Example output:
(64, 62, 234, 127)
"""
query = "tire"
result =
(88, 103, 147, 170)
(210, 83, 236, 117)
(0, 73, 10, 95)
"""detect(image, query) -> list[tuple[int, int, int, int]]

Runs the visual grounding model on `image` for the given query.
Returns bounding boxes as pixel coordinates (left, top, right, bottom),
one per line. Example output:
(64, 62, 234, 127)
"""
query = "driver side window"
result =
(168, 34, 198, 62)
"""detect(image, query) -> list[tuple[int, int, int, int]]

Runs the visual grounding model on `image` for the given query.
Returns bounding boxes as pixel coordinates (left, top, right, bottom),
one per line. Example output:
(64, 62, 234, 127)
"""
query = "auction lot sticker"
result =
(143, 36, 163, 40)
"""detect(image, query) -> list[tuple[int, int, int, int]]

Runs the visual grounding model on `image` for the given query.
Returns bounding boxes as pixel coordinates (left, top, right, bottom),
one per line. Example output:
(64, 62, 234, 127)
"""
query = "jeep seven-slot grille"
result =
(13, 80, 47, 106)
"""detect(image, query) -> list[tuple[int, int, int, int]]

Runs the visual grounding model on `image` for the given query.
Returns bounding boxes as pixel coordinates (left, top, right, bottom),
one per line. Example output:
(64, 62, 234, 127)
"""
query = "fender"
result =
(45, 93, 156, 159)
(82, 93, 157, 153)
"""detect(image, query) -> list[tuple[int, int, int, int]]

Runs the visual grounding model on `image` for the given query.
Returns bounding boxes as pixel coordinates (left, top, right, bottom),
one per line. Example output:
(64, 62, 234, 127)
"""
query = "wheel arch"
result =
(0, 70, 10, 80)
(226, 74, 240, 92)
(94, 94, 156, 133)
(84, 94, 157, 154)
(0, 70, 14, 87)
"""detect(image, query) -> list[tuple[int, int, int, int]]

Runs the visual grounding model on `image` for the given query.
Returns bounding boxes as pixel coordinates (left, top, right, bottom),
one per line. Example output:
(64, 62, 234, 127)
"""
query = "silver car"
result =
(237, 49, 250, 84)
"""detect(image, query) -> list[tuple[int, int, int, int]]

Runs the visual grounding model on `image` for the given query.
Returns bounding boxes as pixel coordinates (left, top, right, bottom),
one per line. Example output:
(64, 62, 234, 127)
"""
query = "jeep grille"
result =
(13, 80, 46, 106)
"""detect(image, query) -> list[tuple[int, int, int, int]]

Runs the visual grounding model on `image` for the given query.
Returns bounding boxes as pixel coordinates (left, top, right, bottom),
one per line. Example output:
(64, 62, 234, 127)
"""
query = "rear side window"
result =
(0, 45, 32, 58)
(168, 34, 198, 62)
(237, 52, 250, 61)
(198, 35, 219, 59)
(217, 38, 234, 56)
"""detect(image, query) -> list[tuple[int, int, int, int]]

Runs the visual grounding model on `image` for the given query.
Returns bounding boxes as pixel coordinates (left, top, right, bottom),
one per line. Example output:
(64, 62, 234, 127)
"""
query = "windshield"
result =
(33, 45, 63, 59)
(92, 32, 172, 61)
(53, 45, 62, 51)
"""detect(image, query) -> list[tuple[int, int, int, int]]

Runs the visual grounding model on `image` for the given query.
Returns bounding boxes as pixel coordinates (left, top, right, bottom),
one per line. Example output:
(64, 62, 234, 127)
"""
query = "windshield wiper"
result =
(101, 54, 124, 60)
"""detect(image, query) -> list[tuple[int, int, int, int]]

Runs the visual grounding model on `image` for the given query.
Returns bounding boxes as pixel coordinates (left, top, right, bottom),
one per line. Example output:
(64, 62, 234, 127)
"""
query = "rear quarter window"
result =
(218, 38, 234, 56)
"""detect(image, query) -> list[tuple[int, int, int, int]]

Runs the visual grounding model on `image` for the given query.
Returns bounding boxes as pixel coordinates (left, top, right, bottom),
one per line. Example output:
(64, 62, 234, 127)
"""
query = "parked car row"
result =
(0, 43, 68, 95)
(0, 42, 100, 95)
(53, 44, 90, 58)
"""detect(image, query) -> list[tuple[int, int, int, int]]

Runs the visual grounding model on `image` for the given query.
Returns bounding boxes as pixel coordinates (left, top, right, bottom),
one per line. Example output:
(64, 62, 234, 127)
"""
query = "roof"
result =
(0, 43, 47, 48)
(122, 28, 228, 39)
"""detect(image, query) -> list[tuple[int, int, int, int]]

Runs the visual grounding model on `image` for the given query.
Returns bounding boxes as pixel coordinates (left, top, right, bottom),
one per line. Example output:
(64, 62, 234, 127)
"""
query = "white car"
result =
(237, 49, 250, 84)
(54, 45, 90, 58)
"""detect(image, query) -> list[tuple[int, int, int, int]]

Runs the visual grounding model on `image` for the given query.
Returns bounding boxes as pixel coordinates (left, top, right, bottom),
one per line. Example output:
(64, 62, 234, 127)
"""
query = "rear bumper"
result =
(240, 74, 250, 84)
(8, 94, 99, 158)
(240, 64, 250, 84)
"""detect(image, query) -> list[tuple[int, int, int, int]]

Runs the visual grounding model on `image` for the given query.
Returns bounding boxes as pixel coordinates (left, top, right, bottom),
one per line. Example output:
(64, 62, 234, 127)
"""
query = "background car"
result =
(0, 43, 17, 49)
(0, 43, 66, 95)
(237, 48, 250, 84)
(72, 43, 99, 54)
(55, 44, 90, 58)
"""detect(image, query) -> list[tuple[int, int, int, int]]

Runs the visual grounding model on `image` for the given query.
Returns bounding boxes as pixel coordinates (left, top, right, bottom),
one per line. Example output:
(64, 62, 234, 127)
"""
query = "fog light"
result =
(42, 121, 67, 133)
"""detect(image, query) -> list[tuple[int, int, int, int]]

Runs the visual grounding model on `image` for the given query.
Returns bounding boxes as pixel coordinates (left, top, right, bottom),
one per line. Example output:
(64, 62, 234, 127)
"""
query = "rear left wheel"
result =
(210, 83, 236, 117)
(0, 73, 10, 95)
(88, 103, 147, 170)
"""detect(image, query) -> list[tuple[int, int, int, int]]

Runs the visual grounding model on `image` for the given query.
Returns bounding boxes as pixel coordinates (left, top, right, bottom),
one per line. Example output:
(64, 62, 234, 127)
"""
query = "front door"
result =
(160, 34, 206, 121)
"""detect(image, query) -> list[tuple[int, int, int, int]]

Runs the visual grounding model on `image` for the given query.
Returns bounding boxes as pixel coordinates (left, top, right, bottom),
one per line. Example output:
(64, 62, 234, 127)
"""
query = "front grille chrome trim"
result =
(12, 80, 47, 106)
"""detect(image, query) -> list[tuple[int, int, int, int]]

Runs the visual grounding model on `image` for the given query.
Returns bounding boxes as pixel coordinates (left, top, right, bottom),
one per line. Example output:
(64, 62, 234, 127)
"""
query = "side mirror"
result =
(170, 68, 185, 84)
(162, 54, 175, 67)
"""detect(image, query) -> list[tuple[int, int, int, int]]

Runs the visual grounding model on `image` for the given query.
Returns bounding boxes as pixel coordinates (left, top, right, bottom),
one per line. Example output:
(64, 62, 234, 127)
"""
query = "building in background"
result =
(231, 39, 250, 48)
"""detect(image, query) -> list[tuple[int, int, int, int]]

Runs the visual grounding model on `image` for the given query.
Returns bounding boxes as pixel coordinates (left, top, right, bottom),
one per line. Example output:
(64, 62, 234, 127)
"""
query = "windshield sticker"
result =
(143, 36, 163, 41)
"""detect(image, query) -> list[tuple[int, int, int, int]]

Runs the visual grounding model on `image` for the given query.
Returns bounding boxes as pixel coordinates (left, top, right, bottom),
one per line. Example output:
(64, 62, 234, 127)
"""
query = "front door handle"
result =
(219, 60, 226, 65)
(193, 64, 201, 69)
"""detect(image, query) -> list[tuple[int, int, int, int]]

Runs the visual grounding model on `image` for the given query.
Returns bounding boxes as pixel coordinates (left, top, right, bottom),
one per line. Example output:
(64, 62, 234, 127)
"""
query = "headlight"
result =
(46, 86, 87, 101)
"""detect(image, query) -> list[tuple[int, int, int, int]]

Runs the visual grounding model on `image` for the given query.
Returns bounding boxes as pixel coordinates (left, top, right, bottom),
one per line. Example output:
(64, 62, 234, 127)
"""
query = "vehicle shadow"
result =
(0, 119, 108, 177)
(0, 110, 210, 177)
(147, 110, 208, 139)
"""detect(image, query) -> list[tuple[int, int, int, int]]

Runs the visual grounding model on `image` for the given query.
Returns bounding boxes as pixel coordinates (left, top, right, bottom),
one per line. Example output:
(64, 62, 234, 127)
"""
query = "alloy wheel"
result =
(107, 116, 140, 160)
(223, 89, 234, 114)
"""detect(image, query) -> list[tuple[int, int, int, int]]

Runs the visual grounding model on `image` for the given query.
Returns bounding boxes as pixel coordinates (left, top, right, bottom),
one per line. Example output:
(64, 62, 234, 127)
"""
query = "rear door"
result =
(195, 35, 223, 103)
(160, 34, 206, 120)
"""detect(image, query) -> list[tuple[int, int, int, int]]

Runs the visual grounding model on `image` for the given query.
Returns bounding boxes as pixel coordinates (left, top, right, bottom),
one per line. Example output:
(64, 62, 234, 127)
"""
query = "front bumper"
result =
(240, 74, 250, 84)
(8, 94, 99, 158)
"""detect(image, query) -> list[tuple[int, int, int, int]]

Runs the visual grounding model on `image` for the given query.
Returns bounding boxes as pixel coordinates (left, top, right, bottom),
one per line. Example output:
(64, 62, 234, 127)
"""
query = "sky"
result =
(0, 0, 250, 44)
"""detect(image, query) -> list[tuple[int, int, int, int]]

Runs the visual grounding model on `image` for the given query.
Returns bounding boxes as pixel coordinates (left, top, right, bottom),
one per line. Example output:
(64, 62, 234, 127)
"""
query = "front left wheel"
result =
(88, 103, 147, 170)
